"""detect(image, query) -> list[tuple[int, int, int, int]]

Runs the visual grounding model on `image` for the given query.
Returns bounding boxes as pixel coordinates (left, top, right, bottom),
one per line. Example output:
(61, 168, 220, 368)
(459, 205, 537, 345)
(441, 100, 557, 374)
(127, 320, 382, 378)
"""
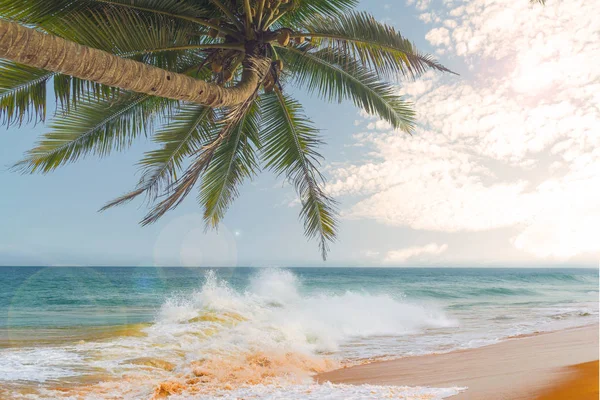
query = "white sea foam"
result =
(0, 347, 84, 382)
(27, 383, 465, 400)
(152, 269, 455, 357)
(170, 382, 466, 400)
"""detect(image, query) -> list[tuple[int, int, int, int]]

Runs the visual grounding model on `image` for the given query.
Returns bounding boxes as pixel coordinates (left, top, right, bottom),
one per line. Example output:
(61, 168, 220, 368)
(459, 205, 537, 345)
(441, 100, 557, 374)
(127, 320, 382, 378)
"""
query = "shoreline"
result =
(317, 324, 599, 399)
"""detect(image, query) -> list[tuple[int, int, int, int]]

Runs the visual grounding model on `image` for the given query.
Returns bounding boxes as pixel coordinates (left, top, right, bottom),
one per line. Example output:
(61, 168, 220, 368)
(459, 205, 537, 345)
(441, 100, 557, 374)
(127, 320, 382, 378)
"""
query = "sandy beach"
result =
(317, 324, 599, 399)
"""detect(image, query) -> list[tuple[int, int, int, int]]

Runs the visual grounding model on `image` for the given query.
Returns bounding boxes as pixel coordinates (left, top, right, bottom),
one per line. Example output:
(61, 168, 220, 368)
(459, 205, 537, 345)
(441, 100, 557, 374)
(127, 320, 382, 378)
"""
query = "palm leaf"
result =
(300, 11, 453, 79)
(101, 104, 216, 210)
(200, 98, 261, 228)
(15, 92, 172, 173)
(0, 62, 120, 127)
(260, 89, 337, 260)
(0, 61, 53, 126)
(0, 0, 211, 25)
(141, 94, 258, 225)
(280, 45, 415, 132)
(53, 74, 118, 111)
(98, 0, 213, 17)
(0, 0, 81, 24)
(275, 0, 358, 28)
(51, 7, 201, 52)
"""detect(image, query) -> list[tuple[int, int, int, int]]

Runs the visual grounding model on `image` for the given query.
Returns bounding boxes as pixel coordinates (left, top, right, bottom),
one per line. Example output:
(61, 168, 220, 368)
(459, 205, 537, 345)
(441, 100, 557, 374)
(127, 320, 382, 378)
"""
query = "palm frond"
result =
(52, 7, 199, 52)
(97, 0, 213, 18)
(299, 11, 453, 79)
(15, 92, 172, 173)
(94, 0, 240, 38)
(260, 89, 337, 260)
(200, 98, 261, 228)
(280, 45, 415, 132)
(0, 61, 53, 126)
(276, 0, 358, 27)
(0, 0, 211, 24)
(0, 61, 121, 128)
(0, 0, 81, 24)
(141, 94, 258, 225)
(101, 104, 216, 210)
(48, 7, 207, 70)
(53, 75, 118, 111)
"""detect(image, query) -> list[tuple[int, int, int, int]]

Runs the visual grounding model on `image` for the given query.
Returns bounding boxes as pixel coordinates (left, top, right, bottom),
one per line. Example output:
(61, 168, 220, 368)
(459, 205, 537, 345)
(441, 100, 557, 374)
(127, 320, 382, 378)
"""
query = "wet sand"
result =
(317, 324, 599, 399)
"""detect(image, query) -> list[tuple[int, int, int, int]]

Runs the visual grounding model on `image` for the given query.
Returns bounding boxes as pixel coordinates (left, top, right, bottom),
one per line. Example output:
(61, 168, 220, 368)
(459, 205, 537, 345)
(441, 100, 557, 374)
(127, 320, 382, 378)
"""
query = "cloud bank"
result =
(330, 0, 600, 262)
(383, 243, 449, 264)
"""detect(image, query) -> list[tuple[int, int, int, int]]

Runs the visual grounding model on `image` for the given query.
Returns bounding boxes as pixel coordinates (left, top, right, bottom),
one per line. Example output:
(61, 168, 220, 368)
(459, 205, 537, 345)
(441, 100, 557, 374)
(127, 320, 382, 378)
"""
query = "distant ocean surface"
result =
(0, 267, 598, 399)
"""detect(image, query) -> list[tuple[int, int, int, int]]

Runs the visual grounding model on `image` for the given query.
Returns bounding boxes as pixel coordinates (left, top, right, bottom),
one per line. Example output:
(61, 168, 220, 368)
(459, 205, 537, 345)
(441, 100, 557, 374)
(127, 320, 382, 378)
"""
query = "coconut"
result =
(277, 30, 291, 46)
(208, 18, 220, 38)
(211, 62, 223, 73)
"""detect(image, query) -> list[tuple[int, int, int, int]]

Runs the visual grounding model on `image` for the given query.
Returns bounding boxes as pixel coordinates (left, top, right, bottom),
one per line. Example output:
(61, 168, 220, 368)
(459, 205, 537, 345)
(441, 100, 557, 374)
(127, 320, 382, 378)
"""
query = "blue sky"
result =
(1, 0, 598, 267)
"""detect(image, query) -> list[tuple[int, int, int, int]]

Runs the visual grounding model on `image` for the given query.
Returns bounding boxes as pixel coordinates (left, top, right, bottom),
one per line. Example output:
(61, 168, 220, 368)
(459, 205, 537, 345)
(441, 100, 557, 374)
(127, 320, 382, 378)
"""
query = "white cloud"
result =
(426, 27, 451, 46)
(383, 243, 449, 264)
(329, 0, 600, 262)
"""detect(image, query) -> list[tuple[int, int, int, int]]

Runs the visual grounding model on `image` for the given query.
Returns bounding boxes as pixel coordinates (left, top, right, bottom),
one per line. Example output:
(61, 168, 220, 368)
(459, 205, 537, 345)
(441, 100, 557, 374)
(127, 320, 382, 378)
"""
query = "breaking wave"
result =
(1, 268, 457, 399)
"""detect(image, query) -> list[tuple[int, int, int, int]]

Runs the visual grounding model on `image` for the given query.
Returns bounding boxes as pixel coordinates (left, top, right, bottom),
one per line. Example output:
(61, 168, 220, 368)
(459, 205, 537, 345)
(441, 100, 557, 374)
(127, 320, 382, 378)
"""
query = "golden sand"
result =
(535, 361, 599, 400)
(317, 324, 599, 400)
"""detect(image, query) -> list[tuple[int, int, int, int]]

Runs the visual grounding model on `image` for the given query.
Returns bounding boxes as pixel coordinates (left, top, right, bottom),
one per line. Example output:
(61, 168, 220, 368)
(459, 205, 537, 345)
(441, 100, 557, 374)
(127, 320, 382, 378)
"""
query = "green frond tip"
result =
(260, 89, 338, 260)
(0, 0, 81, 24)
(277, 0, 358, 26)
(0, 61, 52, 127)
(280, 45, 415, 133)
(49, 6, 202, 68)
(141, 94, 259, 227)
(101, 104, 216, 211)
(200, 99, 261, 229)
(301, 11, 455, 80)
(0, 0, 210, 26)
(15, 92, 173, 174)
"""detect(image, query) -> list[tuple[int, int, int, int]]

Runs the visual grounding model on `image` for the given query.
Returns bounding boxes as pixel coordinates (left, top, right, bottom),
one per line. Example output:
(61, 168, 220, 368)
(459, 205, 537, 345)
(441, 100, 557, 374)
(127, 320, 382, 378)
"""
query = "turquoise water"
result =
(1, 267, 597, 329)
(0, 267, 597, 399)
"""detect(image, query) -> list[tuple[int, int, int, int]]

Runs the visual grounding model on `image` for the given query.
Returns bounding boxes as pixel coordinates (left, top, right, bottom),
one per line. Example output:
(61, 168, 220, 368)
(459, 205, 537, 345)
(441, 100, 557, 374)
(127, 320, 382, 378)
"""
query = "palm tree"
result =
(0, 0, 450, 259)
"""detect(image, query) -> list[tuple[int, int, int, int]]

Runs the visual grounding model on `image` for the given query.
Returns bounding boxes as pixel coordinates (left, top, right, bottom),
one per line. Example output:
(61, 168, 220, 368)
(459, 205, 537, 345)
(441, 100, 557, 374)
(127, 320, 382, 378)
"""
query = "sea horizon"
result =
(3, 264, 599, 269)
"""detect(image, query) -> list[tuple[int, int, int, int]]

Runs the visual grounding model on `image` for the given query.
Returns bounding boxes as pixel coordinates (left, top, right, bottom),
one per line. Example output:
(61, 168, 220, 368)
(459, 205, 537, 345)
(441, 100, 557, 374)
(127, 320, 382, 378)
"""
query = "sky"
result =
(1, 0, 599, 267)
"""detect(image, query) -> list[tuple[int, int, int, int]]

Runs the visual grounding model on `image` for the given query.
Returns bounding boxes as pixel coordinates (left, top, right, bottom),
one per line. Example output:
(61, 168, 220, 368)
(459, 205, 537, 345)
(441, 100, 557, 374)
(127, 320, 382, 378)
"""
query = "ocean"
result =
(0, 267, 598, 399)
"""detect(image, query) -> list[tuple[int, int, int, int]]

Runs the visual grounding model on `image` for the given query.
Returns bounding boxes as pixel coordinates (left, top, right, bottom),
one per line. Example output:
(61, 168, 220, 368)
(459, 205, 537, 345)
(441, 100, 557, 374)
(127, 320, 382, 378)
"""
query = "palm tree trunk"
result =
(0, 19, 268, 107)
